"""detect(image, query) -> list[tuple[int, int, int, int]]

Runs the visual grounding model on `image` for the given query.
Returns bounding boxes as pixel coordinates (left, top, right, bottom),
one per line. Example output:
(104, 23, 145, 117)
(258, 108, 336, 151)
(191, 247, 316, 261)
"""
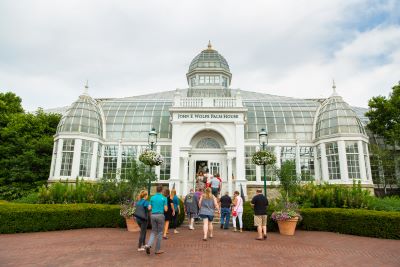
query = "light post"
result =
(259, 128, 268, 197)
(148, 128, 158, 195)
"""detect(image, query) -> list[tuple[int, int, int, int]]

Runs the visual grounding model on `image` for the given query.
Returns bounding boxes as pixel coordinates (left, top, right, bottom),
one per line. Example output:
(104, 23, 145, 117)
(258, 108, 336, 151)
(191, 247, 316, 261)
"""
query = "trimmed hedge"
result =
(300, 208, 400, 239)
(242, 202, 400, 239)
(0, 203, 125, 234)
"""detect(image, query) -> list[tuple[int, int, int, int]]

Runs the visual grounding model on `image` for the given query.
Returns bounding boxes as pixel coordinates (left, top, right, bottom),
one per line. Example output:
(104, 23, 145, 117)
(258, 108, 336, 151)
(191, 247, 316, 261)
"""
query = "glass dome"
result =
(315, 96, 366, 139)
(57, 94, 103, 136)
(188, 43, 230, 73)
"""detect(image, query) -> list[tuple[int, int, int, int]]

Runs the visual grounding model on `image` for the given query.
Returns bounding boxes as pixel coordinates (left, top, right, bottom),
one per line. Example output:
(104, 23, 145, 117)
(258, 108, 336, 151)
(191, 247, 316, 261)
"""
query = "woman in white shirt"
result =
(232, 191, 243, 232)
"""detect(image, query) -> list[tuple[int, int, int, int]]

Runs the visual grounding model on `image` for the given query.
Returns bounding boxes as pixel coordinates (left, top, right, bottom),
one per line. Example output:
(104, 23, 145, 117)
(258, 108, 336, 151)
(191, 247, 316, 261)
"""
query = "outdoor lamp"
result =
(148, 128, 158, 150)
(259, 128, 268, 146)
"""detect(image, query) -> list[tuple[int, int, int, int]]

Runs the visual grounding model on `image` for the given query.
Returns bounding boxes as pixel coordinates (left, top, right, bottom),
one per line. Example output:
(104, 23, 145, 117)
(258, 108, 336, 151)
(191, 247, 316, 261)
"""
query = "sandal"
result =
(255, 238, 264, 241)
(202, 238, 207, 241)
(162, 236, 168, 240)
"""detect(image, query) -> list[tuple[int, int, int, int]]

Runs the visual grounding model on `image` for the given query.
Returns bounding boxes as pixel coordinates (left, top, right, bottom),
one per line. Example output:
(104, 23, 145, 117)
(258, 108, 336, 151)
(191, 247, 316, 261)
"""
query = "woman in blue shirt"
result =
(135, 190, 149, 251)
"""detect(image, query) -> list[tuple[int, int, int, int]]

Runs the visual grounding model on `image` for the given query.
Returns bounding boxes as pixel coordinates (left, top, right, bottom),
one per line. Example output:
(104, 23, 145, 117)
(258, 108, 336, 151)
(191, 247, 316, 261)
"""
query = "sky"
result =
(0, 0, 399, 111)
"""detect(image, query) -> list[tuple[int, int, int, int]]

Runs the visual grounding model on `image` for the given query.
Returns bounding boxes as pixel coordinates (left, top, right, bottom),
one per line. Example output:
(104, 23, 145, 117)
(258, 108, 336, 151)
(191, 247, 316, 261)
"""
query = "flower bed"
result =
(0, 203, 125, 234)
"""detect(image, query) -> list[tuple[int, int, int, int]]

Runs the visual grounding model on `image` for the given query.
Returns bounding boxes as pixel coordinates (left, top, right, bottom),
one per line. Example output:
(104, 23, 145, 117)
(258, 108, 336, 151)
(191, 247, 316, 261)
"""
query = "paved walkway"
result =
(1, 227, 399, 267)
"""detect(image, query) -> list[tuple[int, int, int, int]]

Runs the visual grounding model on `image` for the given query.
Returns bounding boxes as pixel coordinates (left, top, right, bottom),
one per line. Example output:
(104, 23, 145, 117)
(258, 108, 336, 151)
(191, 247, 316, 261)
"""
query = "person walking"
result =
(198, 187, 220, 241)
(135, 190, 150, 251)
(232, 191, 243, 232)
(209, 174, 221, 198)
(145, 185, 168, 255)
(219, 191, 232, 229)
(184, 188, 199, 230)
(170, 188, 180, 234)
(162, 188, 175, 239)
(195, 171, 205, 192)
(251, 189, 269, 240)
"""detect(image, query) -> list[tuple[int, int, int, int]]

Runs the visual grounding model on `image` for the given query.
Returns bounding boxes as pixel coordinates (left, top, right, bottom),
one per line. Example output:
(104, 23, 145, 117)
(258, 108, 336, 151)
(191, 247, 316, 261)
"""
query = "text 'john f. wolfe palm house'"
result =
(49, 42, 372, 196)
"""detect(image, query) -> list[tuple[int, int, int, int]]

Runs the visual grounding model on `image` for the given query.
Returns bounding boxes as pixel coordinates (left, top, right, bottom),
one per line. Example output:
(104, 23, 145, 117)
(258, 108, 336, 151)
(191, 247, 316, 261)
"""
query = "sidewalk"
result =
(1, 227, 399, 267)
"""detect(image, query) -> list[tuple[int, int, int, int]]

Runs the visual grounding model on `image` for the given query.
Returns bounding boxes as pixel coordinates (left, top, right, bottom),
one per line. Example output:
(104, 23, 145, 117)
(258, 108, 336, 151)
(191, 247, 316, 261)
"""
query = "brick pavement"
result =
(0, 227, 399, 267)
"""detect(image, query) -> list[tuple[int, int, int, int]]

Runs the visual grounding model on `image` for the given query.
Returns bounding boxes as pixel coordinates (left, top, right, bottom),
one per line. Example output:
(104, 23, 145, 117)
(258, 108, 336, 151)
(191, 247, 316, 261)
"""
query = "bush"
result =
(366, 196, 400, 212)
(299, 208, 400, 239)
(12, 192, 40, 204)
(294, 182, 371, 209)
(0, 203, 125, 234)
(177, 197, 185, 226)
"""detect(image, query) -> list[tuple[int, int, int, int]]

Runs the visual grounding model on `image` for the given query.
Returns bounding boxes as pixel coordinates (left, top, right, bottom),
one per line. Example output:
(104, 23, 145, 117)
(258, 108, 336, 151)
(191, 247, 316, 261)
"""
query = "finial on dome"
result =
(331, 79, 339, 97)
(84, 80, 89, 95)
(207, 40, 212, 50)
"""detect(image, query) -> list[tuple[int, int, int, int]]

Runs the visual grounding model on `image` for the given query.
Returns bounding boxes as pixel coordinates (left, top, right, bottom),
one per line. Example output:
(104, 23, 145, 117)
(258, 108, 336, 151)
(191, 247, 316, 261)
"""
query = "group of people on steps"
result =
(134, 180, 268, 255)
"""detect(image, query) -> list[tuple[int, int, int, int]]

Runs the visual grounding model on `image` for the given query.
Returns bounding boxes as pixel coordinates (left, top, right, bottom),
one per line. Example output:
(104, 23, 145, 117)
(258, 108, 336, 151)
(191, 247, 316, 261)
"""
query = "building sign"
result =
(175, 113, 242, 121)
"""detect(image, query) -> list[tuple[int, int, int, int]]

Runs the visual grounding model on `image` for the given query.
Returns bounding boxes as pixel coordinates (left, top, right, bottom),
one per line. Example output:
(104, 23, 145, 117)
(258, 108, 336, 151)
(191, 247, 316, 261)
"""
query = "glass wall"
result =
(51, 140, 58, 177)
(103, 145, 118, 178)
(60, 139, 75, 176)
(346, 141, 360, 179)
(326, 142, 341, 180)
(281, 146, 296, 164)
(299, 147, 315, 180)
(121, 146, 137, 180)
(245, 146, 257, 181)
(79, 140, 93, 177)
(159, 145, 171, 180)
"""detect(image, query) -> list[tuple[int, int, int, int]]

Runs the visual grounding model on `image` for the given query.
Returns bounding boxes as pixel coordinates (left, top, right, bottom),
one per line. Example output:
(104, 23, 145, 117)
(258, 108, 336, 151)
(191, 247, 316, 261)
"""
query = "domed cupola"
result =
(186, 41, 232, 89)
(56, 84, 104, 137)
(315, 82, 366, 140)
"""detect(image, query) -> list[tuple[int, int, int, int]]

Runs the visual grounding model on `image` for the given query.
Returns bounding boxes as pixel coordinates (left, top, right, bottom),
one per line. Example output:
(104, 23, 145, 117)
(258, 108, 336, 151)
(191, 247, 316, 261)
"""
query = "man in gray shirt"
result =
(210, 175, 221, 197)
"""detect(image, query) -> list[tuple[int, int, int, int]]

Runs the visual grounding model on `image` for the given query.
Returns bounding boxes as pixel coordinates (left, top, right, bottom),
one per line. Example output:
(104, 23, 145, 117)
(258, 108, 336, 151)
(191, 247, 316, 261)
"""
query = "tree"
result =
(369, 144, 398, 194)
(277, 160, 300, 201)
(366, 83, 400, 184)
(0, 92, 61, 200)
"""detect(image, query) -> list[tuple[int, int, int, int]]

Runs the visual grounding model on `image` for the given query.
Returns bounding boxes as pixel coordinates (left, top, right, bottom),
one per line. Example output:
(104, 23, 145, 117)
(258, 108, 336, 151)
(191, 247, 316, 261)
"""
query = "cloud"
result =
(0, 0, 398, 110)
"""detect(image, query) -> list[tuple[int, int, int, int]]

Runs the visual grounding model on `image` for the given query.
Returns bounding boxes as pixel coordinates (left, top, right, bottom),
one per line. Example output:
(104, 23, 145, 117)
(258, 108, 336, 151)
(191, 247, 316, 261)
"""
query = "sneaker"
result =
(232, 228, 237, 232)
(264, 234, 267, 239)
(174, 229, 179, 234)
(240, 229, 243, 233)
(145, 245, 151, 255)
(155, 250, 165, 255)
(137, 248, 145, 252)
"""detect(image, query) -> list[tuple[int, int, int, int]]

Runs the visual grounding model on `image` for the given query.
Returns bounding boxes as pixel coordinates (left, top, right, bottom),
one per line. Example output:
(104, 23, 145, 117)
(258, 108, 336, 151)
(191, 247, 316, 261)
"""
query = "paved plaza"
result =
(1, 227, 399, 267)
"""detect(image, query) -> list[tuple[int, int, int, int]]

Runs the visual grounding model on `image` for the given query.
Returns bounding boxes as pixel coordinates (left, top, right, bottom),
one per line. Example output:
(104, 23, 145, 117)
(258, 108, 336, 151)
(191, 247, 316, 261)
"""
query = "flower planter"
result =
(277, 217, 299, 236)
(125, 217, 140, 232)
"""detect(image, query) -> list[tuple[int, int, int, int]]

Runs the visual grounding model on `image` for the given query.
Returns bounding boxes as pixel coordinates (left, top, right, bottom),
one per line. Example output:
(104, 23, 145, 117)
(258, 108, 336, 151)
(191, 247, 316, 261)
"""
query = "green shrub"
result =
(12, 192, 40, 204)
(299, 208, 400, 239)
(366, 196, 400, 212)
(0, 203, 125, 234)
(178, 198, 185, 226)
(294, 182, 371, 209)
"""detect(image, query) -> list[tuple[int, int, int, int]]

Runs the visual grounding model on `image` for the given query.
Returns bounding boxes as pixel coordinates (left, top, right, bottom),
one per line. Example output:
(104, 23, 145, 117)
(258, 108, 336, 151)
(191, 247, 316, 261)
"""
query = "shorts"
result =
(199, 214, 214, 221)
(254, 215, 267, 226)
(211, 187, 219, 196)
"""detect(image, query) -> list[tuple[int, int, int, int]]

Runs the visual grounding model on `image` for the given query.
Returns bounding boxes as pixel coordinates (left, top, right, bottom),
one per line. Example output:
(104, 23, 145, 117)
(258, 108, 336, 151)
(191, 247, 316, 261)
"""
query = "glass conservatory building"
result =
(49, 43, 373, 196)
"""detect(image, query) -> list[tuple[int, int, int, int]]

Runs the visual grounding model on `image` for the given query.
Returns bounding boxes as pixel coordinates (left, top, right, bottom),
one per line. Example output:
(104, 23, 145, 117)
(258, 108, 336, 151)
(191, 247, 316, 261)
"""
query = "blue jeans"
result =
(220, 208, 231, 229)
(147, 214, 165, 252)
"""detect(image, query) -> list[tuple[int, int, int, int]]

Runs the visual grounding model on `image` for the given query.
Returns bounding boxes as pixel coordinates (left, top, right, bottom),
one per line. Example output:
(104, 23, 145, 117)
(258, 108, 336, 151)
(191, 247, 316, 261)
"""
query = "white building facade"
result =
(49, 43, 373, 196)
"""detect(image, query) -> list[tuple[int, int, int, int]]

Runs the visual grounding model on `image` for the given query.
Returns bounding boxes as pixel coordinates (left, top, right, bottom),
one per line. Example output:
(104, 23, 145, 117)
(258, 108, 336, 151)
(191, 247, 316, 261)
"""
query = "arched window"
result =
(196, 138, 221, 149)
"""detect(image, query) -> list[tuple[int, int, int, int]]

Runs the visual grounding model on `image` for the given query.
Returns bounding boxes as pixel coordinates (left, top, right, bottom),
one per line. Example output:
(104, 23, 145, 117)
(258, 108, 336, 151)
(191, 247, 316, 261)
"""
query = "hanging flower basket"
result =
(139, 149, 164, 166)
(251, 150, 276, 166)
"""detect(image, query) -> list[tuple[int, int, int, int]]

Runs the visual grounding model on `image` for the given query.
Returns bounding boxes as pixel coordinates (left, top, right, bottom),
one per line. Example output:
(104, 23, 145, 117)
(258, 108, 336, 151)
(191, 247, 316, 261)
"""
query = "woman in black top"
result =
(163, 188, 175, 239)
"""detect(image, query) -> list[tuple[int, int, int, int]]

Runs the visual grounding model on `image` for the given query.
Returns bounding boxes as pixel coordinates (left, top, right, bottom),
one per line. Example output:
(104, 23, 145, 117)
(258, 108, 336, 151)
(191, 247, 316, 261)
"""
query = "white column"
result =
(364, 143, 372, 180)
(90, 142, 99, 179)
(54, 139, 64, 179)
(98, 144, 105, 179)
(358, 141, 367, 181)
(227, 157, 233, 195)
(320, 143, 329, 181)
(155, 145, 161, 181)
(49, 141, 57, 179)
(314, 146, 320, 183)
(337, 140, 349, 182)
(170, 122, 181, 182)
(189, 157, 195, 191)
(116, 140, 122, 180)
(295, 142, 301, 176)
(71, 139, 82, 179)
(275, 146, 281, 170)
(182, 157, 189, 196)
(235, 122, 246, 194)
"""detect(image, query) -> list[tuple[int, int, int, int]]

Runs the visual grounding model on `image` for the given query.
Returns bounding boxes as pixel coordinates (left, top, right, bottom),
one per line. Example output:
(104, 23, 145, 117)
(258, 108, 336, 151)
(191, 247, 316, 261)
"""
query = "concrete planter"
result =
(125, 217, 140, 232)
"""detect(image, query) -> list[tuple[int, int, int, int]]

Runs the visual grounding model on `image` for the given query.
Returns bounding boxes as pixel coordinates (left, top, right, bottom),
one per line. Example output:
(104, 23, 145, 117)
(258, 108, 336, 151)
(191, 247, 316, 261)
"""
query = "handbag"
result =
(134, 202, 147, 221)
(232, 210, 237, 217)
